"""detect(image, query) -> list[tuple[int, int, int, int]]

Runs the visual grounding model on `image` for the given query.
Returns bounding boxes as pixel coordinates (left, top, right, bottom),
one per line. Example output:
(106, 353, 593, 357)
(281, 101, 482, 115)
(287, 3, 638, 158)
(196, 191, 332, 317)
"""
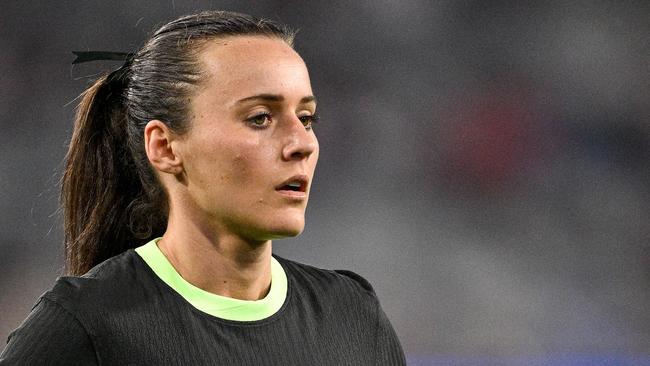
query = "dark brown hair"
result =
(61, 10, 296, 275)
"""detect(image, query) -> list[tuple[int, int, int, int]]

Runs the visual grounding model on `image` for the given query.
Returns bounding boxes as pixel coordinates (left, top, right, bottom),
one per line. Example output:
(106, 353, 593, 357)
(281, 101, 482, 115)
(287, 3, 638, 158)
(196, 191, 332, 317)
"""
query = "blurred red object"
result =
(437, 79, 554, 196)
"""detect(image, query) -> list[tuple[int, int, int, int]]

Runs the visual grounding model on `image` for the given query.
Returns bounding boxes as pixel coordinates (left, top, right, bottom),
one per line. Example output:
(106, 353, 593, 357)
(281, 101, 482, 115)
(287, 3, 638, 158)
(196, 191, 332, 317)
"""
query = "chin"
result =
(262, 218, 305, 240)
(272, 223, 305, 238)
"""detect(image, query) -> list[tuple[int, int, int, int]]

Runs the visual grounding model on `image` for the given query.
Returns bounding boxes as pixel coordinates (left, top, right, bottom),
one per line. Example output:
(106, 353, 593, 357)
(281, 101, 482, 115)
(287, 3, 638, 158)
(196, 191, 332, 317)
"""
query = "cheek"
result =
(312, 140, 320, 167)
(221, 138, 275, 189)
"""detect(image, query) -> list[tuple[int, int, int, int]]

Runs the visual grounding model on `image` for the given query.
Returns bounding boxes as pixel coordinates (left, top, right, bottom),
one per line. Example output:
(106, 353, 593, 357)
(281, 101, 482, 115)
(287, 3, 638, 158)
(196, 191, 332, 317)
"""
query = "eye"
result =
(246, 113, 272, 129)
(299, 113, 320, 130)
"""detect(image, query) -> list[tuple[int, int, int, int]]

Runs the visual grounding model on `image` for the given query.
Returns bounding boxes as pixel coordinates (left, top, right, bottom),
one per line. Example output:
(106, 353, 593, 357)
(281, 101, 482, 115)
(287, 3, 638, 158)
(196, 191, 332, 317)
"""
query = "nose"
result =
(281, 116, 318, 161)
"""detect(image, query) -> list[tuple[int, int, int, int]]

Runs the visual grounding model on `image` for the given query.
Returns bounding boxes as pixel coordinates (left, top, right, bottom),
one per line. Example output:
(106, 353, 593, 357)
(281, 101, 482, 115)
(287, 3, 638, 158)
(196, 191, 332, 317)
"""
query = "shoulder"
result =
(2, 296, 98, 364)
(44, 249, 148, 317)
(2, 251, 146, 364)
(273, 254, 379, 307)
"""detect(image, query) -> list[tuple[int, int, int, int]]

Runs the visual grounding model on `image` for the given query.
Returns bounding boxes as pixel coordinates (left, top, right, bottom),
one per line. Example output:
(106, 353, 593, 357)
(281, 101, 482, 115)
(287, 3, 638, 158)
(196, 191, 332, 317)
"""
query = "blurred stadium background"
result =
(1, 1, 648, 364)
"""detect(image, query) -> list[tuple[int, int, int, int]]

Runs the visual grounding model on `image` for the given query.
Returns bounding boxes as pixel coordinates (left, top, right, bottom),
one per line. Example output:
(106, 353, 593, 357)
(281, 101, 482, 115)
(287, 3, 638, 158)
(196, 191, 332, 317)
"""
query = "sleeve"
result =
(373, 304, 407, 366)
(0, 296, 98, 365)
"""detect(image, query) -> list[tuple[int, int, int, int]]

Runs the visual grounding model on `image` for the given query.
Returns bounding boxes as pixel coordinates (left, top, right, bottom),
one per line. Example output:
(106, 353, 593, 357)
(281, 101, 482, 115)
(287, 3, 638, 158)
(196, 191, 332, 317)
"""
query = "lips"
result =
(275, 174, 309, 193)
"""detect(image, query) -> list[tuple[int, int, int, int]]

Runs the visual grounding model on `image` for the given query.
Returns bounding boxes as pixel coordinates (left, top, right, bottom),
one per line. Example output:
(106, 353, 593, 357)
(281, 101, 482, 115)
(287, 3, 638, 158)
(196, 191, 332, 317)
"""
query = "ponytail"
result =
(61, 66, 166, 275)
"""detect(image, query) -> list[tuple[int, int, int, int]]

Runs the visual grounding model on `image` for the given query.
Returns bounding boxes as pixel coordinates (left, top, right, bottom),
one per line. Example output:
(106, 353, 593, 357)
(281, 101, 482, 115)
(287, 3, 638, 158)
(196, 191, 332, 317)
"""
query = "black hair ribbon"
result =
(72, 51, 134, 64)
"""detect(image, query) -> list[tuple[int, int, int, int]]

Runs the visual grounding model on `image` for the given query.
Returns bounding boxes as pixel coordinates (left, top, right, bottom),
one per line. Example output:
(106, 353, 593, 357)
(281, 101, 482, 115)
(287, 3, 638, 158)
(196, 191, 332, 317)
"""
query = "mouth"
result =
(275, 174, 309, 198)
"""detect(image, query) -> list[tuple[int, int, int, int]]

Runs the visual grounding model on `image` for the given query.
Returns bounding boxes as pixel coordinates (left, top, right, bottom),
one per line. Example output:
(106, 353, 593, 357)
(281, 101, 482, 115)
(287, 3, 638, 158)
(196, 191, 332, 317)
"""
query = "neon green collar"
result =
(135, 237, 287, 322)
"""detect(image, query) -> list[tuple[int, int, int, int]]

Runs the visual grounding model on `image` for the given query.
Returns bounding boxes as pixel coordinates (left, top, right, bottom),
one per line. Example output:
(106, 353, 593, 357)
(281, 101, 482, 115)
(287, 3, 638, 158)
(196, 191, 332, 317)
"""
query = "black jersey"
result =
(0, 248, 405, 365)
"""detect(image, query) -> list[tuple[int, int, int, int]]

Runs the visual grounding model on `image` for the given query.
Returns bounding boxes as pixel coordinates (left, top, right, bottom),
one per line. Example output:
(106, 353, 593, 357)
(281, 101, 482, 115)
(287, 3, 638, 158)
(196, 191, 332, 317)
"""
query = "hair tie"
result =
(72, 51, 135, 64)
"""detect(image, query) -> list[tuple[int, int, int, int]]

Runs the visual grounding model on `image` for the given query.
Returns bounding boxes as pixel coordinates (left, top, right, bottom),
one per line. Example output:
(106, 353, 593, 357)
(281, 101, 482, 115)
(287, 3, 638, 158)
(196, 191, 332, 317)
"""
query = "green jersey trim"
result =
(134, 237, 287, 321)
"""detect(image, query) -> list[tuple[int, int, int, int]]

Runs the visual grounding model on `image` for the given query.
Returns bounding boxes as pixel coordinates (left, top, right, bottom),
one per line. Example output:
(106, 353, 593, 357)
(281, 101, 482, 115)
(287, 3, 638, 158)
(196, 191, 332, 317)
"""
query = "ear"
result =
(144, 120, 184, 175)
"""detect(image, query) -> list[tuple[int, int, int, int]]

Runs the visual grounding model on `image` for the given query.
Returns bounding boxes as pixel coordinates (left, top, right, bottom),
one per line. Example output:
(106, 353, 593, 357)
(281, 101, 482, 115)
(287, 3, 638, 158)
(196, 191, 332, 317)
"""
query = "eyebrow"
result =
(235, 93, 317, 106)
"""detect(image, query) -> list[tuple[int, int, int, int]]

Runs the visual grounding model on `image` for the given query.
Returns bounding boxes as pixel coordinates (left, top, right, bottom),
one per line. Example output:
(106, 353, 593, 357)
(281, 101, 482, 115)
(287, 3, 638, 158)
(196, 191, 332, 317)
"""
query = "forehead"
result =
(196, 36, 311, 101)
(200, 35, 298, 62)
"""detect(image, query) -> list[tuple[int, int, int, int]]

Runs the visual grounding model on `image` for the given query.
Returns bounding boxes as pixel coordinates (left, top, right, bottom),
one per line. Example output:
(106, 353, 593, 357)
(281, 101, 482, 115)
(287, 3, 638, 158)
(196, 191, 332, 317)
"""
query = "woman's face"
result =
(175, 36, 319, 242)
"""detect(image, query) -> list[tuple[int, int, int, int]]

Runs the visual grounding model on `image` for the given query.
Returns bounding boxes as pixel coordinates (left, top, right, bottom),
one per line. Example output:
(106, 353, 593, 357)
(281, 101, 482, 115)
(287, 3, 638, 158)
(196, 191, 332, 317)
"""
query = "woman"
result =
(0, 10, 405, 365)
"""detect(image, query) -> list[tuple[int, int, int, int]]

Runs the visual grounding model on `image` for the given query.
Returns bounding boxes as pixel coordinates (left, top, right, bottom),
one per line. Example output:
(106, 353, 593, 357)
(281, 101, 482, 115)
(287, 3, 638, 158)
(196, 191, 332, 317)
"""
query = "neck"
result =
(158, 208, 272, 301)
